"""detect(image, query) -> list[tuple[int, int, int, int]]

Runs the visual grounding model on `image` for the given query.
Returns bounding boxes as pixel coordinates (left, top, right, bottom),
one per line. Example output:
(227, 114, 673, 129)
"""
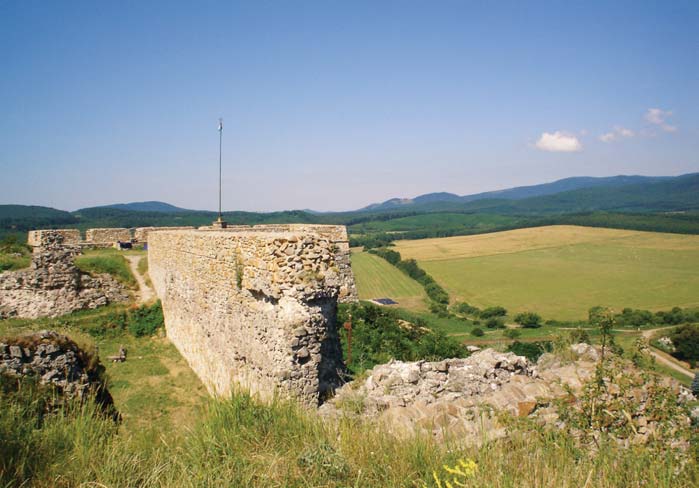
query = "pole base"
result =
(211, 217, 228, 229)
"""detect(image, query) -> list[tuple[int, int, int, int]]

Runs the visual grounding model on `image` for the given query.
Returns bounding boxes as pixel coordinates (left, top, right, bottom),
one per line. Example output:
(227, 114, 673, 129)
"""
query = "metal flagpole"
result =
(213, 118, 227, 228)
(218, 118, 223, 221)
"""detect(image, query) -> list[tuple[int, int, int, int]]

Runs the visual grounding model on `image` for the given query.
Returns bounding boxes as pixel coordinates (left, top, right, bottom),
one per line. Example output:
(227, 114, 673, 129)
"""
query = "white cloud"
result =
(599, 125, 635, 143)
(535, 131, 582, 152)
(645, 108, 676, 132)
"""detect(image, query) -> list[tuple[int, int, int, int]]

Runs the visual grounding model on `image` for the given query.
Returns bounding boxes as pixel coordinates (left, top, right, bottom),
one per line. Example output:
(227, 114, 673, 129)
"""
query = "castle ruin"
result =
(0, 231, 129, 319)
(148, 224, 356, 406)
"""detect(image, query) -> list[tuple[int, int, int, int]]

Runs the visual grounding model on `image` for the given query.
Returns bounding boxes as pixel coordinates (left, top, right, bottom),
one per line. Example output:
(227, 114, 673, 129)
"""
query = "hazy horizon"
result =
(2, 1, 698, 212)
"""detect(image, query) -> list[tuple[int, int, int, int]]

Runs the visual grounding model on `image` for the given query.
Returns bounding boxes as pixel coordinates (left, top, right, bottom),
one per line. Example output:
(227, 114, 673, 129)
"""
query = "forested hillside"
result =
(3, 173, 698, 241)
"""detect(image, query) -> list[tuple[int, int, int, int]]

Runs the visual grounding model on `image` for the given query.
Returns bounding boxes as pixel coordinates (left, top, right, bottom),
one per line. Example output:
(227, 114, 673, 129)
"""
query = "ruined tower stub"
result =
(148, 225, 353, 406)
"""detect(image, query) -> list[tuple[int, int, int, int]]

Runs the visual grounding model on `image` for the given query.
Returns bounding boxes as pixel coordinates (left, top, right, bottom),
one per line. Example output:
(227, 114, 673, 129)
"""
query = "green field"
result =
(394, 225, 699, 321)
(350, 250, 427, 310)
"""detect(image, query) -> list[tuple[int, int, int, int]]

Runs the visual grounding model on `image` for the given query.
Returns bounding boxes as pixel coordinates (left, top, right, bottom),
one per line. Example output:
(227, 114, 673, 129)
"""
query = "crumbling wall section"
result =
(148, 227, 347, 406)
(198, 224, 358, 303)
(0, 232, 129, 319)
(85, 228, 132, 245)
(27, 229, 81, 247)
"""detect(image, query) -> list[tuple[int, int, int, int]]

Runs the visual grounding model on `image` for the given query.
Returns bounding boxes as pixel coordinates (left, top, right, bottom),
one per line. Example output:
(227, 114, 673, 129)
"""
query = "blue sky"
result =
(1, 1, 697, 212)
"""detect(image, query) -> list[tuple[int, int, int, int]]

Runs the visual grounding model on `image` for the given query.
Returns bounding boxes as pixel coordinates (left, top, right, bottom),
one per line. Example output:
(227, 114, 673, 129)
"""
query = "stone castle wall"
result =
(148, 226, 350, 406)
(85, 228, 132, 245)
(27, 229, 82, 247)
(134, 226, 195, 243)
(200, 224, 358, 303)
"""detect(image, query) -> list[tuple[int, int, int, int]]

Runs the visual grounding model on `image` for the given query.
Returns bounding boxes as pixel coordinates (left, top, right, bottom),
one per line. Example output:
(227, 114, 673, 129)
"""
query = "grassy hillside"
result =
(1, 304, 696, 487)
(350, 251, 427, 310)
(394, 226, 699, 320)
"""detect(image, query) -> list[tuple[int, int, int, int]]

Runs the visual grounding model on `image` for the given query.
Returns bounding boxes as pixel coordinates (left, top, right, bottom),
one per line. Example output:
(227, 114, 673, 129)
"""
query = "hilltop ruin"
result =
(148, 224, 357, 406)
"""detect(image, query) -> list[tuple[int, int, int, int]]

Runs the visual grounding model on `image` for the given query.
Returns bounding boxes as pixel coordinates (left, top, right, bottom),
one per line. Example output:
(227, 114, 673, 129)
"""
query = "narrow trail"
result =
(125, 254, 155, 305)
(640, 327, 695, 379)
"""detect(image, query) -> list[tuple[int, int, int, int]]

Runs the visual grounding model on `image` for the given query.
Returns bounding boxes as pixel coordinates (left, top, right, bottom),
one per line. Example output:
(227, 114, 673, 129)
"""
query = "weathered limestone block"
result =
(0, 231, 129, 319)
(85, 228, 132, 245)
(149, 227, 349, 406)
(27, 229, 82, 246)
(134, 226, 194, 243)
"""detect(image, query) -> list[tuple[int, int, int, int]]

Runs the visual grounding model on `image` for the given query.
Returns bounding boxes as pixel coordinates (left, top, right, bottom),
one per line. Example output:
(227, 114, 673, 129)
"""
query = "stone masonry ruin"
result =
(148, 225, 356, 406)
(27, 229, 81, 247)
(85, 228, 132, 246)
(0, 231, 129, 319)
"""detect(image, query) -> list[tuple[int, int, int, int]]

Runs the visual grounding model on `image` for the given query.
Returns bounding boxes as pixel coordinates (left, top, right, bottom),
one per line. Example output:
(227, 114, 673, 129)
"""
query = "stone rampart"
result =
(27, 229, 81, 247)
(148, 226, 348, 406)
(85, 228, 132, 245)
(198, 224, 358, 303)
(134, 226, 194, 243)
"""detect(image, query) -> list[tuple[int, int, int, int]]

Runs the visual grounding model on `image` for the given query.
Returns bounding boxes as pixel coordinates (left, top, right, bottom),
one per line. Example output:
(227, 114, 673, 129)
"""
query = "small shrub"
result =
(471, 328, 484, 337)
(670, 323, 699, 367)
(485, 317, 505, 329)
(453, 302, 481, 316)
(127, 301, 164, 337)
(507, 341, 551, 362)
(514, 311, 542, 328)
(568, 328, 591, 344)
(503, 329, 521, 340)
(480, 306, 507, 319)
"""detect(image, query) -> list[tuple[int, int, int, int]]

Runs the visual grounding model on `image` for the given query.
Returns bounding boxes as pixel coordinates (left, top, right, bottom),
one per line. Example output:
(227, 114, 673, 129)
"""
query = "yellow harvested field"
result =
(393, 225, 645, 261)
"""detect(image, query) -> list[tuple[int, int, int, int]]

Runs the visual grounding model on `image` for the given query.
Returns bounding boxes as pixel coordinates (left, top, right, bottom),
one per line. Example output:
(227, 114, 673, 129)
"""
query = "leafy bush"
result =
(337, 302, 466, 374)
(479, 306, 507, 319)
(0, 235, 30, 255)
(471, 328, 484, 337)
(670, 324, 699, 367)
(452, 302, 481, 316)
(127, 301, 164, 337)
(568, 328, 591, 344)
(514, 312, 542, 328)
(507, 341, 552, 362)
(503, 329, 521, 340)
(485, 317, 505, 329)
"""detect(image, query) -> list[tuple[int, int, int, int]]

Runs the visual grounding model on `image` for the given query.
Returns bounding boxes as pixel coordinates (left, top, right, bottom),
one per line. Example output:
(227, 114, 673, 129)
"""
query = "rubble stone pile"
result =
(0, 330, 115, 411)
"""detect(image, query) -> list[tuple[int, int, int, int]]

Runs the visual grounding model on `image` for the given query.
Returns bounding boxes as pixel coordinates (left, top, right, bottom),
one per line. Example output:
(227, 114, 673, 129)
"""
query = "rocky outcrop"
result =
(0, 330, 115, 413)
(0, 231, 129, 319)
(321, 345, 691, 446)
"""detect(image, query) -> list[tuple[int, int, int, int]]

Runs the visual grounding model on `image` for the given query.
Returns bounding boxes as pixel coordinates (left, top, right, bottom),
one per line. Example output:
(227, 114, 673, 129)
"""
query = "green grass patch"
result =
(74, 248, 136, 288)
(350, 250, 427, 311)
(0, 253, 30, 272)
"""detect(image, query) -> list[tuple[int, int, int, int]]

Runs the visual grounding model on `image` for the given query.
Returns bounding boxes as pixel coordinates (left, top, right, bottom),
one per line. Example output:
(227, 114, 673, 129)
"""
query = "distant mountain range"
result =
(91, 201, 192, 213)
(1, 172, 698, 240)
(359, 174, 676, 212)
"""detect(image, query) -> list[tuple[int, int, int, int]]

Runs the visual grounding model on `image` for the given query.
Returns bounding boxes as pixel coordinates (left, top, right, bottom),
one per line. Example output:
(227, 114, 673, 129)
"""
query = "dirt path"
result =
(125, 254, 155, 304)
(640, 327, 695, 379)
